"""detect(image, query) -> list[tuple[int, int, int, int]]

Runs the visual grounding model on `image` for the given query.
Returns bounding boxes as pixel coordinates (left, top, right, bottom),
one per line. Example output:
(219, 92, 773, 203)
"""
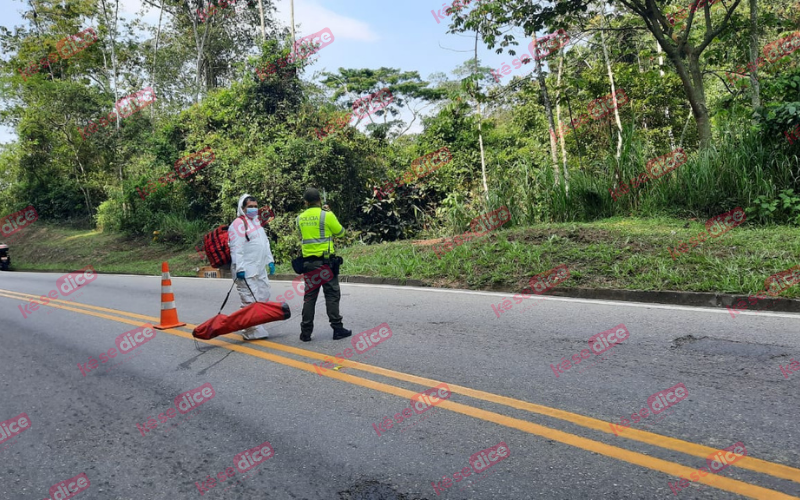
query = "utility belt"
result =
(310, 253, 343, 277)
(293, 253, 343, 276)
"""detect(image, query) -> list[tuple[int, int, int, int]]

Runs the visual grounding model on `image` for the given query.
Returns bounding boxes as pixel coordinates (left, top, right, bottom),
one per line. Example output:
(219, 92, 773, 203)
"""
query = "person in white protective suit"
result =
(229, 193, 276, 340)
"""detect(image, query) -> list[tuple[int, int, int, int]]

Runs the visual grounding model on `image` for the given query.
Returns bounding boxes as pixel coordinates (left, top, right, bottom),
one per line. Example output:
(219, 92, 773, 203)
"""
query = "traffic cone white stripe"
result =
(154, 262, 186, 330)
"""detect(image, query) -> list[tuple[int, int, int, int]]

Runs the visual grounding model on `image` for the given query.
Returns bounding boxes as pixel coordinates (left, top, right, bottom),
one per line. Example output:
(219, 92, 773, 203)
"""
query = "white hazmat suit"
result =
(229, 193, 275, 340)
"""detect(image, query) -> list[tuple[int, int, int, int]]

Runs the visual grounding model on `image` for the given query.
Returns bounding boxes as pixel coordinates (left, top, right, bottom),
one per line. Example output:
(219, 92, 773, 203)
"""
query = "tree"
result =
(319, 68, 446, 139)
(614, 0, 744, 147)
(747, 0, 762, 110)
(449, 0, 744, 149)
(445, 0, 577, 188)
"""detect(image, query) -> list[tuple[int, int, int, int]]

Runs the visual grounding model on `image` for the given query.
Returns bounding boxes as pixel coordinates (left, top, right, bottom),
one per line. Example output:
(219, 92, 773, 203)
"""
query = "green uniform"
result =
(296, 206, 346, 338)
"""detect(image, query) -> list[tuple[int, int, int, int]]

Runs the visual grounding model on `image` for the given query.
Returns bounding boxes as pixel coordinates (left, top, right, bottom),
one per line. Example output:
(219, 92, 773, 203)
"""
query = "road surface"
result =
(1, 270, 799, 500)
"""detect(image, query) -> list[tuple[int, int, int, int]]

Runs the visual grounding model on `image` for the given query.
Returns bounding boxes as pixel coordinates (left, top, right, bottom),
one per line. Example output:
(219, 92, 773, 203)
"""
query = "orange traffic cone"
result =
(154, 262, 186, 330)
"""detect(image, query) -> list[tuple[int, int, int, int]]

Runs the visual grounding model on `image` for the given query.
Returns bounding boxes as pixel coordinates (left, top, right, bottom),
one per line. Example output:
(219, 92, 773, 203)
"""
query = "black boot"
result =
(332, 327, 352, 340)
(300, 331, 312, 342)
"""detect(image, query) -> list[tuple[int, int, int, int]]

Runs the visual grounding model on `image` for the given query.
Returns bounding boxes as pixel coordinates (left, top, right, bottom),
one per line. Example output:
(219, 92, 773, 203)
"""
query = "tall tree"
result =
(615, 0, 743, 147)
(747, 0, 762, 110)
(656, 41, 676, 150)
(447, 0, 567, 188)
(554, 46, 569, 194)
(320, 68, 446, 139)
(596, 8, 624, 164)
(451, 0, 743, 149)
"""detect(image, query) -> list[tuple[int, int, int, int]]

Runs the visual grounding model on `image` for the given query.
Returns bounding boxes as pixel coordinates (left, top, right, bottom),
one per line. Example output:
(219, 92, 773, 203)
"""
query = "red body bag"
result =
(193, 301, 290, 340)
(193, 279, 291, 340)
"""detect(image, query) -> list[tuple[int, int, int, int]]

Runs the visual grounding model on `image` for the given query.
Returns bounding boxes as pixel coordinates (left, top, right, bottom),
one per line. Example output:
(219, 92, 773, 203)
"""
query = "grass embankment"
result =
(4, 217, 799, 298)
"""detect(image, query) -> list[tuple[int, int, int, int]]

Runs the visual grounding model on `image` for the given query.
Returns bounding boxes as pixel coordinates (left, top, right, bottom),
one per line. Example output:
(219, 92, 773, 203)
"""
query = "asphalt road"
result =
(1, 270, 799, 500)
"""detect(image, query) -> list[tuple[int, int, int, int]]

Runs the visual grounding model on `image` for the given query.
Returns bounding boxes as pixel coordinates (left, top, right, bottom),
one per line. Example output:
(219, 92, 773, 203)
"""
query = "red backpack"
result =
(203, 225, 232, 268)
(203, 216, 258, 268)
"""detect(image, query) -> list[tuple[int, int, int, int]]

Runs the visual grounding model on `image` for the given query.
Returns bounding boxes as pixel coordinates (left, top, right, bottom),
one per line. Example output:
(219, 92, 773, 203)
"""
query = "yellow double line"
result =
(1, 287, 799, 499)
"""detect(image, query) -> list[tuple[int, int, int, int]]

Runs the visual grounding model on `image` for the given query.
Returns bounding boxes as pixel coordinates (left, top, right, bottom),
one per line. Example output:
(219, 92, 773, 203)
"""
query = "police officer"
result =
(296, 188, 351, 342)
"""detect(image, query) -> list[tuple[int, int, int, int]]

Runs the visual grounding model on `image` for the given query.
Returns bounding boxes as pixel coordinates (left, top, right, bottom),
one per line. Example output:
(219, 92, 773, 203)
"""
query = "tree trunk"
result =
(258, 0, 266, 42)
(187, 2, 212, 103)
(615, 0, 744, 149)
(555, 49, 569, 195)
(473, 32, 489, 202)
(686, 54, 712, 148)
(656, 42, 676, 150)
(64, 130, 94, 218)
(99, 0, 124, 212)
(748, 0, 762, 109)
(478, 112, 489, 202)
(599, 9, 623, 162)
(151, 0, 165, 115)
(533, 34, 561, 187)
(100, 0, 121, 136)
(289, 0, 295, 46)
(664, 56, 712, 148)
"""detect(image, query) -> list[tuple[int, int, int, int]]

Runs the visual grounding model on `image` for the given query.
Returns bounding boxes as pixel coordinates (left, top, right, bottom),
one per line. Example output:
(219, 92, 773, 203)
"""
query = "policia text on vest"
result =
(297, 207, 344, 257)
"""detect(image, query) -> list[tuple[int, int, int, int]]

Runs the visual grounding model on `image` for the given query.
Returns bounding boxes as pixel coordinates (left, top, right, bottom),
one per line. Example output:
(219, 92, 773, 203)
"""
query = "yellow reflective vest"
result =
(297, 207, 345, 258)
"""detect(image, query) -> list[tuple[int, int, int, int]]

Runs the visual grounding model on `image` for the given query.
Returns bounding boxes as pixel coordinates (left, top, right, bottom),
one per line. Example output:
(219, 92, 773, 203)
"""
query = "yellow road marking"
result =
(0, 289, 155, 322)
(247, 338, 800, 485)
(0, 290, 155, 327)
(1, 288, 799, 499)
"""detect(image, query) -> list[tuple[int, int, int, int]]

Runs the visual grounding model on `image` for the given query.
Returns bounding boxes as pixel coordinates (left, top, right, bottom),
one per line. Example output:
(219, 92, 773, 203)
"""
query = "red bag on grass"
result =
(193, 279, 291, 340)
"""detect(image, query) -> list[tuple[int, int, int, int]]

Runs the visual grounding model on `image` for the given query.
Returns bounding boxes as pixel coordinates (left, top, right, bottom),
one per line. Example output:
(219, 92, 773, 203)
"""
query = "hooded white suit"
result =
(229, 193, 274, 340)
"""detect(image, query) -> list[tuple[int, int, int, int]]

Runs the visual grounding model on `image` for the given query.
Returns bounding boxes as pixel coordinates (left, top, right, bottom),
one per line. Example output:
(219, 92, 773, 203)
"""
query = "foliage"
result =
(319, 67, 448, 138)
(12, 218, 800, 301)
(358, 183, 440, 244)
(747, 190, 800, 225)
(1, 0, 799, 262)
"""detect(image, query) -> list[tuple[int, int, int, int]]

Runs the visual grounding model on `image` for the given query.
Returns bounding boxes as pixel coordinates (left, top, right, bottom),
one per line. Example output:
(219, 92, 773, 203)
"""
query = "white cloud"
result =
(274, 0, 378, 42)
(115, 0, 378, 42)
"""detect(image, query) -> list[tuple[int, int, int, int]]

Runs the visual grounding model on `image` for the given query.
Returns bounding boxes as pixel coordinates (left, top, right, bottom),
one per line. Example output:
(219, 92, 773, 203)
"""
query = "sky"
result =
(0, 0, 539, 144)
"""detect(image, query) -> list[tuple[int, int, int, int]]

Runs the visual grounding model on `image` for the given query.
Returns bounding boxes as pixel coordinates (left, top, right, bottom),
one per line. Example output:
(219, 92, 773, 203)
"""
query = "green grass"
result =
(4, 218, 799, 298)
(340, 217, 800, 297)
(4, 225, 204, 277)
